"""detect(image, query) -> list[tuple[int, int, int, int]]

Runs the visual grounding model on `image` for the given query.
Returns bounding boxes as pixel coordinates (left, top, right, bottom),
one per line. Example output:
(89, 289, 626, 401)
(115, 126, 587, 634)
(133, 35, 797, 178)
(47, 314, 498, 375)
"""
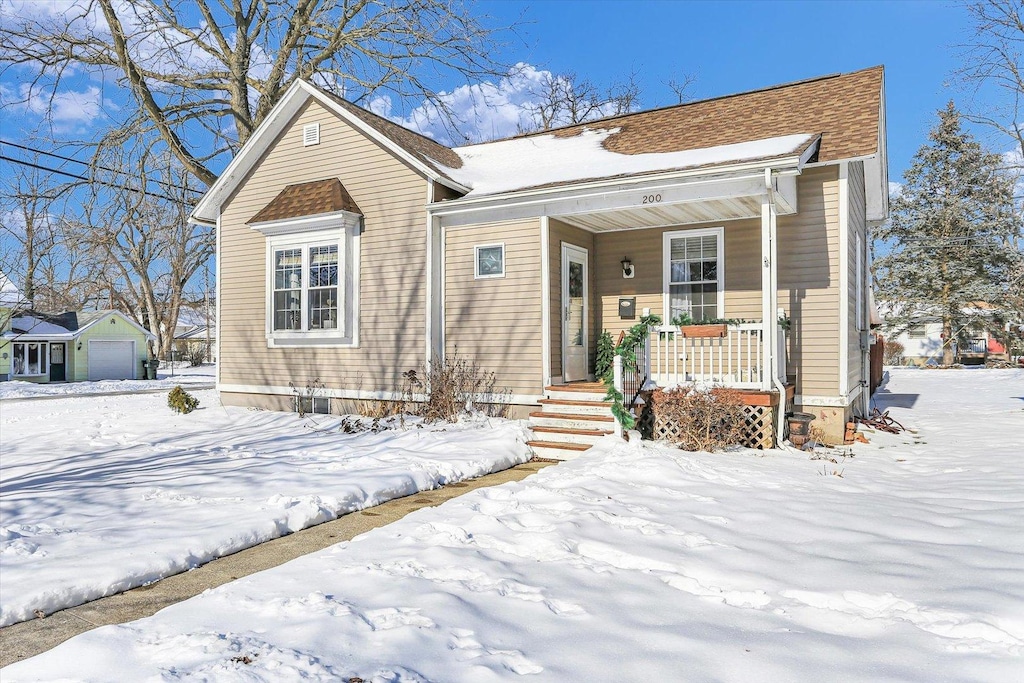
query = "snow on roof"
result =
(10, 315, 73, 335)
(441, 130, 816, 197)
(0, 271, 24, 307)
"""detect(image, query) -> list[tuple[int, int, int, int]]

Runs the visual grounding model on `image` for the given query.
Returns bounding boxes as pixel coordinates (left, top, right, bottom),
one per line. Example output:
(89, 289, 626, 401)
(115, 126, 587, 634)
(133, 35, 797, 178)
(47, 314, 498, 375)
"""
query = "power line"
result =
(0, 139, 204, 196)
(0, 153, 190, 203)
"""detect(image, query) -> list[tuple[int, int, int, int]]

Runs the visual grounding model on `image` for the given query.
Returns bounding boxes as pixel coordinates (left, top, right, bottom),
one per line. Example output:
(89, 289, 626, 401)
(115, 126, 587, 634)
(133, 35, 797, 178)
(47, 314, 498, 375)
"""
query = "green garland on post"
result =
(601, 313, 662, 432)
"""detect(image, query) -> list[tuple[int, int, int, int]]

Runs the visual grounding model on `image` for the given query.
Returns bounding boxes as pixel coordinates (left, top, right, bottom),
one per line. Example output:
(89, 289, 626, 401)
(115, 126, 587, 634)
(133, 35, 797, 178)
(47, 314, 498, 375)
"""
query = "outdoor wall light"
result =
(621, 257, 634, 279)
(110, 318, 116, 324)
(1, 352, 6, 359)
(77, 342, 82, 351)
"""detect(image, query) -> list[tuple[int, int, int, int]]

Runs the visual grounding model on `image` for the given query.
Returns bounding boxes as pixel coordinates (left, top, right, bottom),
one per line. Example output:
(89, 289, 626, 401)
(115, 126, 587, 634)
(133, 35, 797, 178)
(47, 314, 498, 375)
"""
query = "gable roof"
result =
(4, 309, 155, 340)
(192, 67, 885, 223)
(439, 66, 882, 197)
(249, 178, 363, 224)
(0, 271, 24, 307)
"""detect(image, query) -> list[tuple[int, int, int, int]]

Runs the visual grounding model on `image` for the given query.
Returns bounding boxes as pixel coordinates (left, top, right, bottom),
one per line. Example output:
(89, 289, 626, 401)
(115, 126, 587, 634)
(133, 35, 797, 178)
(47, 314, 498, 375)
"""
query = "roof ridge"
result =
(456, 65, 884, 149)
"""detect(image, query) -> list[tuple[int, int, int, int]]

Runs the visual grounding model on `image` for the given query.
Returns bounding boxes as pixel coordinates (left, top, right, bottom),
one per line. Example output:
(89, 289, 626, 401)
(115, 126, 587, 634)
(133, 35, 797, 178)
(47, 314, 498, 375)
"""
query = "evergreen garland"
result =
(601, 313, 662, 431)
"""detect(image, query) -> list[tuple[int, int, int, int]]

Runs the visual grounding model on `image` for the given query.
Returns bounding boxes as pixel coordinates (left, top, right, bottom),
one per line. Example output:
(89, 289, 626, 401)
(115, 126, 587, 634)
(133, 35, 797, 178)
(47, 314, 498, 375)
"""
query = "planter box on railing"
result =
(679, 323, 728, 338)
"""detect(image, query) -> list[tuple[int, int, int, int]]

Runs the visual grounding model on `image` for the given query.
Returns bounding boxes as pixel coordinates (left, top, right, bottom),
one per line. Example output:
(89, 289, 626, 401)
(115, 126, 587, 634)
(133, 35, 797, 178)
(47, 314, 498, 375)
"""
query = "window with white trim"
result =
(664, 228, 724, 323)
(474, 243, 505, 278)
(257, 214, 359, 347)
(13, 341, 48, 376)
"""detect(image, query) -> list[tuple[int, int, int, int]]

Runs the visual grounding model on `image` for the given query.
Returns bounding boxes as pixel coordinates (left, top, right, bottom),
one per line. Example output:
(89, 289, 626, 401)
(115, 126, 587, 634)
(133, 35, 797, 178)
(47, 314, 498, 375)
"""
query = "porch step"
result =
(544, 383, 608, 402)
(537, 398, 614, 416)
(530, 425, 614, 446)
(529, 411, 615, 431)
(525, 440, 592, 461)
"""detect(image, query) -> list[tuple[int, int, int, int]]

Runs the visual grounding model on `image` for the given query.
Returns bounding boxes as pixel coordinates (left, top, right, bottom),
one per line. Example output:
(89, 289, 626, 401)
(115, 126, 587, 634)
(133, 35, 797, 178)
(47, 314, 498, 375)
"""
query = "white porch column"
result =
(760, 172, 778, 392)
(425, 212, 444, 368)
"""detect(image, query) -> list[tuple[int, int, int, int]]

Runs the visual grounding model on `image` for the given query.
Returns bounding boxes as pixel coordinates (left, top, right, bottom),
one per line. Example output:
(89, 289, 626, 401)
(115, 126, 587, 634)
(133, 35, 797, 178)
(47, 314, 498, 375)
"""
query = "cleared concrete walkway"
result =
(0, 460, 555, 668)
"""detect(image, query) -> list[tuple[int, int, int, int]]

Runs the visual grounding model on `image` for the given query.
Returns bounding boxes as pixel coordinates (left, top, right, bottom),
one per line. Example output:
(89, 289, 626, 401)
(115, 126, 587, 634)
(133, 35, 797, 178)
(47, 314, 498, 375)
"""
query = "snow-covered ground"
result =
(0, 364, 215, 400)
(0, 390, 531, 626)
(3, 368, 1023, 682)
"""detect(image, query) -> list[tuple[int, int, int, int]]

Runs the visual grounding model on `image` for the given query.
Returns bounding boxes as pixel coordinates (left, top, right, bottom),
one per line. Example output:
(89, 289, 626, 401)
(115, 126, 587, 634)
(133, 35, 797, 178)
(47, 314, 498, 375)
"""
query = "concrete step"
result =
(537, 398, 614, 416)
(545, 384, 609, 402)
(529, 411, 615, 431)
(530, 425, 613, 446)
(525, 440, 591, 461)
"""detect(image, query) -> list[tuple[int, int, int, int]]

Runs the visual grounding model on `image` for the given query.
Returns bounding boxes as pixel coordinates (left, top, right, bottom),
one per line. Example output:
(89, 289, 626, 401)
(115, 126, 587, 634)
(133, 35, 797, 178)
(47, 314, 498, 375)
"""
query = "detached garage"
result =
(2, 310, 153, 384)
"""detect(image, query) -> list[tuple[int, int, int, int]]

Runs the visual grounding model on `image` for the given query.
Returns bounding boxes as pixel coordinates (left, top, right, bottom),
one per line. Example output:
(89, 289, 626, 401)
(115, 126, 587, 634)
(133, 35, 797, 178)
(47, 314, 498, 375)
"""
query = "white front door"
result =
(561, 243, 589, 382)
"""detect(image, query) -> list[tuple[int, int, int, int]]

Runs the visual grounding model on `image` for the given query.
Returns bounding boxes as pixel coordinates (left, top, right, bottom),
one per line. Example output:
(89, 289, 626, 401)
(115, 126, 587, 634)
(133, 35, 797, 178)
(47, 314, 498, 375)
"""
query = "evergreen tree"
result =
(875, 102, 1023, 365)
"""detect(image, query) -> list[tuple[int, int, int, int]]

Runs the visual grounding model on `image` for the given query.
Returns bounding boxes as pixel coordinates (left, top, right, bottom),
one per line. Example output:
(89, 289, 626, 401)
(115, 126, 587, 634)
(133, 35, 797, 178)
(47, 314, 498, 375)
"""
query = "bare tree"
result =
(0, 161, 101, 311)
(77, 145, 213, 359)
(666, 72, 698, 104)
(960, 0, 1024, 166)
(1, 0, 514, 187)
(517, 70, 643, 134)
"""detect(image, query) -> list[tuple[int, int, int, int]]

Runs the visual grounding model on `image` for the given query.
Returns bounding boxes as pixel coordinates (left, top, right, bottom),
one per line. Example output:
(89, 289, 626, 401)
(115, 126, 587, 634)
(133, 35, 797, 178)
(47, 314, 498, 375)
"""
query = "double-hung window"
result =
(663, 227, 724, 323)
(13, 341, 48, 376)
(272, 244, 340, 332)
(254, 213, 359, 348)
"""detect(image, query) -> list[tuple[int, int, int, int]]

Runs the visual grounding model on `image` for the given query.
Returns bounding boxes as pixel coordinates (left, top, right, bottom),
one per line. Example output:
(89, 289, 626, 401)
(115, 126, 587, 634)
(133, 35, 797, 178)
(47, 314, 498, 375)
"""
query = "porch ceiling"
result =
(553, 195, 763, 232)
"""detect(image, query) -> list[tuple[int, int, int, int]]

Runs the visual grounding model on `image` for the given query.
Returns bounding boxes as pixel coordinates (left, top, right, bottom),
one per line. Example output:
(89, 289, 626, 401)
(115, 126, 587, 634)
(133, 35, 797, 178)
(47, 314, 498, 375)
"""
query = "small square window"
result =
(295, 395, 330, 415)
(475, 244, 504, 279)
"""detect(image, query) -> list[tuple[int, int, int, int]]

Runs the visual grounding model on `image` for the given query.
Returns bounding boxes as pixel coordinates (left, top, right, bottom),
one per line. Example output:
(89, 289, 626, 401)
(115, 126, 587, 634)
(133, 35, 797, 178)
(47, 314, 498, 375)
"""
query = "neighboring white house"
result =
(883, 302, 1009, 366)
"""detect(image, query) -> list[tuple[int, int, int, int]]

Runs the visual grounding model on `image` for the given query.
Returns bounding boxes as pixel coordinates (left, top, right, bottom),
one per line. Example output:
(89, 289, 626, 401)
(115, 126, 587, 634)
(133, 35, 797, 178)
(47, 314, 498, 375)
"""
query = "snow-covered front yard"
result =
(0, 390, 531, 626)
(3, 368, 1023, 681)
(0, 363, 215, 400)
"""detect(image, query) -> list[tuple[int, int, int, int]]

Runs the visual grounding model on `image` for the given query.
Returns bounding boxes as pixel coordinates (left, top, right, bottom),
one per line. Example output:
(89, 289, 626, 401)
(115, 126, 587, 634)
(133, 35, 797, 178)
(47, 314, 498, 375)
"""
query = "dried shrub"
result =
(167, 386, 200, 414)
(883, 340, 905, 365)
(184, 343, 209, 367)
(414, 349, 509, 422)
(650, 386, 746, 452)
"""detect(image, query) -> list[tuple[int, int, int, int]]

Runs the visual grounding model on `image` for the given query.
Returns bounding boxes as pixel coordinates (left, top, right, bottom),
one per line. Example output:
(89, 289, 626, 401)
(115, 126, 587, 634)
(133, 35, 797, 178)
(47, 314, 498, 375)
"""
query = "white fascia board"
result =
(430, 168, 799, 230)
(301, 84, 471, 194)
(249, 209, 361, 236)
(190, 79, 310, 225)
(427, 156, 805, 218)
(865, 78, 889, 222)
(3, 332, 75, 341)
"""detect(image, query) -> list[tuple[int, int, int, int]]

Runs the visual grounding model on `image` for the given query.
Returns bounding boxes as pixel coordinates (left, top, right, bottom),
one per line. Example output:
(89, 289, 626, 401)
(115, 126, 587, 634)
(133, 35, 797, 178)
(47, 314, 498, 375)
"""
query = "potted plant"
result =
(671, 313, 728, 338)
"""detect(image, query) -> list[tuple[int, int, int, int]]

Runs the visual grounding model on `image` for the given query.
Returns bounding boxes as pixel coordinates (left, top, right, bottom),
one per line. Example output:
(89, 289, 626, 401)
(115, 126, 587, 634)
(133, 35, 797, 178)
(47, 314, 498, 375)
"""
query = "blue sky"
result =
(0, 1, 1005, 194)
(474, 0, 987, 187)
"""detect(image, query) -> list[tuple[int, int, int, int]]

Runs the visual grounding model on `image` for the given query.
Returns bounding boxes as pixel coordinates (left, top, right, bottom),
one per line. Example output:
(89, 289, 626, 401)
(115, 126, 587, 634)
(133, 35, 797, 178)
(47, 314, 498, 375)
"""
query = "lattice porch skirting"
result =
(635, 386, 794, 450)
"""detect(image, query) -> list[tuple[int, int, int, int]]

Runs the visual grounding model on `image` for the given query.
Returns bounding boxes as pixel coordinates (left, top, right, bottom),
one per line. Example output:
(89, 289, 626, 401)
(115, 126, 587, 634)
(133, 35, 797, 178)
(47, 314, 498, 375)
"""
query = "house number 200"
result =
(641, 194, 662, 204)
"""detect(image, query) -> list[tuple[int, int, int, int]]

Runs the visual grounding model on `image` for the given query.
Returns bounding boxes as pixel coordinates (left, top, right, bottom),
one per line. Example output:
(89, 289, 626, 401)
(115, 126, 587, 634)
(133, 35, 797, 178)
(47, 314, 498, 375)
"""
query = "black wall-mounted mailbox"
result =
(618, 297, 636, 320)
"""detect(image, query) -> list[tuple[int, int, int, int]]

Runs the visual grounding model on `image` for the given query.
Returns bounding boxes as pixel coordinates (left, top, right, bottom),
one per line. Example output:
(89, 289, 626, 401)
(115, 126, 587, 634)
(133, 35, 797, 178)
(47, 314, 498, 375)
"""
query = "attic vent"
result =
(303, 123, 320, 146)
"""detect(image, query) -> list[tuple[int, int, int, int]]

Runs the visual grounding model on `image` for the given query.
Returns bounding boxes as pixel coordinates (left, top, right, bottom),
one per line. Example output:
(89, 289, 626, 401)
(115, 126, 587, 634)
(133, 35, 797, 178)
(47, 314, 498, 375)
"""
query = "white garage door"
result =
(88, 340, 136, 381)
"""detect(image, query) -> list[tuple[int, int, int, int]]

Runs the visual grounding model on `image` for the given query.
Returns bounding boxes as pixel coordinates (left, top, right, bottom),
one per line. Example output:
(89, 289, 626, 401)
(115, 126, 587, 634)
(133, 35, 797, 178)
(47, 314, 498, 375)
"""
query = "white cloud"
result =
(2, 82, 110, 127)
(377, 63, 630, 145)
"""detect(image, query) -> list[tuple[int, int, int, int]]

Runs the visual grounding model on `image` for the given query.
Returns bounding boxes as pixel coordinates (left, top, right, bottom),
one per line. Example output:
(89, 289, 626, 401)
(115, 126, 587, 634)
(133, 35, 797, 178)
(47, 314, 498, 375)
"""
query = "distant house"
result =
(173, 324, 216, 363)
(1, 303, 154, 383)
(191, 66, 887, 450)
(886, 302, 1011, 366)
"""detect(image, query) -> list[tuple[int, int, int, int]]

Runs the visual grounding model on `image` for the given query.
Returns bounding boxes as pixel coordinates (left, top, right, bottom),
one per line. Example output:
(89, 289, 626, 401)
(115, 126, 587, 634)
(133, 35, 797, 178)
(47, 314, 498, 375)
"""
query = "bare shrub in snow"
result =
(416, 350, 508, 422)
(883, 340, 905, 365)
(651, 387, 746, 452)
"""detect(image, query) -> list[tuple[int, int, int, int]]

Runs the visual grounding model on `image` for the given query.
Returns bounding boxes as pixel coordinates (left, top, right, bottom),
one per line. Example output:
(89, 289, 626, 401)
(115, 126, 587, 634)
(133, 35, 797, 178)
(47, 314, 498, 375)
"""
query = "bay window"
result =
(256, 214, 359, 347)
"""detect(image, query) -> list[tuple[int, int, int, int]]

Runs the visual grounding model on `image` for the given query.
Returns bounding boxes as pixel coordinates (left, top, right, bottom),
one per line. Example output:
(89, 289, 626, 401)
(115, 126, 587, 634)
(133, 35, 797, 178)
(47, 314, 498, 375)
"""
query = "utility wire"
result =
(0, 153, 189, 203)
(0, 138, 204, 196)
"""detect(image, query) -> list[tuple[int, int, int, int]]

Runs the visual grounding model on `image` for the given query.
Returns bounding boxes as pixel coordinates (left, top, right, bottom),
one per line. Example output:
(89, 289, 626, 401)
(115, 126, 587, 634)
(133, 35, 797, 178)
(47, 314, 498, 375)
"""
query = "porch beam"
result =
(434, 174, 772, 229)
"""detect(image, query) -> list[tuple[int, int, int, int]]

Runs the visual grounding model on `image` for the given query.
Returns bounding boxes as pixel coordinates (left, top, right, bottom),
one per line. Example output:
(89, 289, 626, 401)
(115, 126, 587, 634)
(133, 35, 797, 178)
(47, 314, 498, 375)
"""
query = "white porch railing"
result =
(646, 323, 788, 390)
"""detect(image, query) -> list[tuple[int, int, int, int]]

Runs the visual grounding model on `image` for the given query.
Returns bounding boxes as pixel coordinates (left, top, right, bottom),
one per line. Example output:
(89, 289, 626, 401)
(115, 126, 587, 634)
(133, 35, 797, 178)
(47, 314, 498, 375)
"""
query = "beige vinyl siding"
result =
(778, 165, 842, 397)
(219, 99, 430, 397)
(593, 218, 763, 342)
(444, 218, 543, 396)
(548, 219, 595, 380)
(847, 161, 867, 392)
